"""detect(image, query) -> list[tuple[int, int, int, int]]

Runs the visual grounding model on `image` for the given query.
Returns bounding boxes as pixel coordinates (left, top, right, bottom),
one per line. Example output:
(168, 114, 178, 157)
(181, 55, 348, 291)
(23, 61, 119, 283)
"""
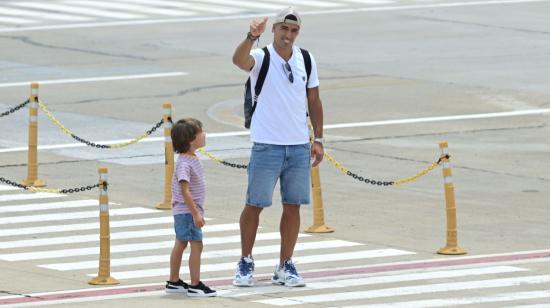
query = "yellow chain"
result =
(37, 99, 153, 148)
(392, 162, 439, 185)
(323, 150, 349, 174)
(197, 148, 223, 163)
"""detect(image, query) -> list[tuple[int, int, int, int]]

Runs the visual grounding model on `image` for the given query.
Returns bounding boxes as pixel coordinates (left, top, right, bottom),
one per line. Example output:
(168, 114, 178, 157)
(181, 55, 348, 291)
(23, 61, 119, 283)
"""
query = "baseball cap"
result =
(274, 7, 301, 27)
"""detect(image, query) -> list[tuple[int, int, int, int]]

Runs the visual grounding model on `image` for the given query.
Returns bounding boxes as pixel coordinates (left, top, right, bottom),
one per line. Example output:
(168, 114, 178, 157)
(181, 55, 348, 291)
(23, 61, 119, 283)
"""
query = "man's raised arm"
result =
(232, 17, 268, 71)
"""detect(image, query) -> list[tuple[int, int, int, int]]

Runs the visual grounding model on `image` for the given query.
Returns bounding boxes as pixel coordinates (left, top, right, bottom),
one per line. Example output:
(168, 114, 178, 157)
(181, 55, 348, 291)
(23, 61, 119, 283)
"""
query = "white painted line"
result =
(0, 232, 308, 261)
(0, 16, 37, 24)
(0, 6, 93, 21)
(227, 266, 527, 298)
(97, 249, 413, 279)
(0, 0, 546, 33)
(184, 0, 283, 10)
(0, 223, 240, 249)
(0, 192, 64, 203)
(11, 2, 145, 19)
(0, 207, 156, 225)
(0, 216, 173, 237)
(254, 275, 550, 306)
(40, 240, 363, 270)
(323, 108, 550, 129)
(349, 290, 550, 308)
(0, 72, 188, 88)
(1, 108, 548, 154)
(69, 1, 197, 16)
(340, 0, 395, 4)
(0, 185, 20, 191)
(266, 0, 345, 8)
(0, 199, 98, 213)
(114, 0, 244, 14)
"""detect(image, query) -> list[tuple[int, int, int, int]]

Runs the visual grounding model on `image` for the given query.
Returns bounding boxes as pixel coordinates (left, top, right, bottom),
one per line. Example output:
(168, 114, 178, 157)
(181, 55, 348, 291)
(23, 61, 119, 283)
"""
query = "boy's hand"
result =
(250, 17, 268, 37)
(193, 213, 205, 228)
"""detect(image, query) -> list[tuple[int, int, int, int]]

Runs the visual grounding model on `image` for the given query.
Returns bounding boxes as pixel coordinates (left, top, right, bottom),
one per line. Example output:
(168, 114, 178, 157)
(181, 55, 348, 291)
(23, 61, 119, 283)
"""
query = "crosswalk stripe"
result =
(254, 275, 550, 306)
(347, 290, 550, 308)
(1, 199, 98, 213)
(68, 0, 197, 17)
(339, 0, 395, 4)
(100, 249, 413, 279)
(11, 2, 145, 19)
(0, 185, 20, 191)
(0, 6, 93, 21)
(113, 0, 244, 14)
(0, 16, 37, 24)
(0, 192, 64, 203)
(266, 0, 345, 8)
(0, 216, 173, 237)
(40, 240, 363, 270)
(0, 232, 308, 261)
(183, 0, 283, 10)
(0, 223, 240, 249)
(0, 207, 156, 225)
(227, 266, 527, 298)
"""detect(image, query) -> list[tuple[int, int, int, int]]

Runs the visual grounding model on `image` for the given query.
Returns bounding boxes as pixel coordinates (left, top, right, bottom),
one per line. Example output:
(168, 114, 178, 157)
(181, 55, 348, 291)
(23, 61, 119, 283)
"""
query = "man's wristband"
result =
(314, 137, 325, 145)
(247, 32, 260, 42)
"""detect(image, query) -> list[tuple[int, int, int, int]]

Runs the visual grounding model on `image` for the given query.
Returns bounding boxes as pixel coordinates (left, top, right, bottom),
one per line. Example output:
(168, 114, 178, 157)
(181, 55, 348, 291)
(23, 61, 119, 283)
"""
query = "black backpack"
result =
(243, 47, 312, 129)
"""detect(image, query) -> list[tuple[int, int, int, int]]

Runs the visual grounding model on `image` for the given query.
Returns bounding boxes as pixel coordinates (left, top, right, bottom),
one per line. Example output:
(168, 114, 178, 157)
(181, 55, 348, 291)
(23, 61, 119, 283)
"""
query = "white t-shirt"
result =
(249, 44, 320, 145)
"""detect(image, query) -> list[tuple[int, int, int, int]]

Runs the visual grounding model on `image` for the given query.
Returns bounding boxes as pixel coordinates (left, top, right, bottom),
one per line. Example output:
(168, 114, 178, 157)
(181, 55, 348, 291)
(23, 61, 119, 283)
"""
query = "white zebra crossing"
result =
(3, 190, 549, 306)
(0, 207, 156, 225)
(0, 223, 240, 249)
(40, 240, 363, 270)
(254, 275, 550, 306)
(0, 191, 64, 202)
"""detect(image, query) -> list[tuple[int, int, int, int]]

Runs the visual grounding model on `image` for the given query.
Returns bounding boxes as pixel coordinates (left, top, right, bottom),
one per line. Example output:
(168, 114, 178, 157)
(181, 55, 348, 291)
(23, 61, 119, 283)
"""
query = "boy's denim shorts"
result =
(246, 142, 311, 208)
(174, 213, 202, 241)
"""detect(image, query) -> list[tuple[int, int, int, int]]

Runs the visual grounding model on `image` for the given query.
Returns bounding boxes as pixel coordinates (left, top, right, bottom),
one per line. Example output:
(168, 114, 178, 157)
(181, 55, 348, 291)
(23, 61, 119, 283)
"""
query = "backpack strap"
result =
(251, 46, 270, 115)
(300, 48, 312, 87)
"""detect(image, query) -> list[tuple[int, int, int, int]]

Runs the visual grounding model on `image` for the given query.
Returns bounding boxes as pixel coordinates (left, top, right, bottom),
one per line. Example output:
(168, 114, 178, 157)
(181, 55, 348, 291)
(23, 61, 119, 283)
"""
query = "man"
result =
(231, 7, 325, 287)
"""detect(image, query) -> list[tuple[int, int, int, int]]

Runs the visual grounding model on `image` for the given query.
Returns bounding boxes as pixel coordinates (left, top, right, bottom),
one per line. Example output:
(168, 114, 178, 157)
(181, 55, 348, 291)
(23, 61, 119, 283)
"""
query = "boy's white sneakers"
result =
(233, 255, 255, 287)
(271, 259, 306, 287)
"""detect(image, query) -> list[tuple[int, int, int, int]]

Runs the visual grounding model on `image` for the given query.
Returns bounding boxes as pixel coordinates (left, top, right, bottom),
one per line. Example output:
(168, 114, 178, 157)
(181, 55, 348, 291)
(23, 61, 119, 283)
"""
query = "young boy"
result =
(165, 118, 216, 297)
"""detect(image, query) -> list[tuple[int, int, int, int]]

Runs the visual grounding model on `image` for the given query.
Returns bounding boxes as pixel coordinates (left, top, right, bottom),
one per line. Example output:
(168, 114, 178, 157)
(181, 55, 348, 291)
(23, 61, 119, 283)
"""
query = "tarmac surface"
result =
(1, 0, 549, 307)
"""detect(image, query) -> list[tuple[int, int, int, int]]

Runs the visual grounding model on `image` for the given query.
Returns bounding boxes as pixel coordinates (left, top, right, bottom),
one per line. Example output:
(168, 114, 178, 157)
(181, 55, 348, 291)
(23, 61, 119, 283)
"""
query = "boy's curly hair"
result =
(171, 118, 203, 153)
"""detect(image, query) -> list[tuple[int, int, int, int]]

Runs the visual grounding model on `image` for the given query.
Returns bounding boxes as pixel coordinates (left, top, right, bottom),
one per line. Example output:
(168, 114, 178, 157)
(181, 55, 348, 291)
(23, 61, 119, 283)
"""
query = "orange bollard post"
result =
(89, 167, 119, 285)
(156, 102, 173, 210)
(437, 141, 466, 255)
(306, 166, 334, 233)
(22, 83, 45, 187)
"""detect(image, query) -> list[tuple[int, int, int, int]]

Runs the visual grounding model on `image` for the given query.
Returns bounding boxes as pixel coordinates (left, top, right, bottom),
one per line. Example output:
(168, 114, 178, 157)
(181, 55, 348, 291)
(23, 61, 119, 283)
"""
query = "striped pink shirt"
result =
(171, 153, 205, 216)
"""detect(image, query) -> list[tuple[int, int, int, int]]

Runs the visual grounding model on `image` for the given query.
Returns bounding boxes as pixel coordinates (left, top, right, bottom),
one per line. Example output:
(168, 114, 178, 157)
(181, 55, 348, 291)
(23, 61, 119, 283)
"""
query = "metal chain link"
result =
(197, 148, 248, 169)
(0, 176, 100, 194)
(37, 99, 163, 149)
(1, 99, 30, 118)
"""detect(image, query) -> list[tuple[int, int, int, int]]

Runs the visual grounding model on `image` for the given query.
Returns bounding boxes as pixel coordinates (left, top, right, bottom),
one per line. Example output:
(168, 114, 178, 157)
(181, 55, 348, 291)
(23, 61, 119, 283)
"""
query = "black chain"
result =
(69, 119, 164, 148)
(345, 171, 394, 186)
(221, 161, 248, 169)
(0, 176, 100, 194)
(60, 183, 100, 194)
(1, 99, 30, 117)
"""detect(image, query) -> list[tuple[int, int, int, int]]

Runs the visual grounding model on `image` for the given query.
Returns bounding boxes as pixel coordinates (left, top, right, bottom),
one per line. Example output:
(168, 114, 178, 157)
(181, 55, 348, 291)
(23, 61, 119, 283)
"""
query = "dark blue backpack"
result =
(243, 47, 312, 129)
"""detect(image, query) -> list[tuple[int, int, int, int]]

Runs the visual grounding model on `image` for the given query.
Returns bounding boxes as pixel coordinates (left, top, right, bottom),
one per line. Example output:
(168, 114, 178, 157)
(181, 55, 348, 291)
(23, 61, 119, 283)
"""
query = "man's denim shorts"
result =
(174, 213, 202, 241)
(246, 142, 311, 208)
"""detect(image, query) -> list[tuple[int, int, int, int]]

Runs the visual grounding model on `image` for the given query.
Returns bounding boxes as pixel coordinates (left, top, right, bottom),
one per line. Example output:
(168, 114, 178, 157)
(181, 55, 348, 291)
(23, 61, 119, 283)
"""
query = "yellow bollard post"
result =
(22, 83, 45, 187)
(156, 102, 174, 210)
(437, 141, 466, 255)
(89, 167, 119, 285)
(306, 166, 334, 233)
